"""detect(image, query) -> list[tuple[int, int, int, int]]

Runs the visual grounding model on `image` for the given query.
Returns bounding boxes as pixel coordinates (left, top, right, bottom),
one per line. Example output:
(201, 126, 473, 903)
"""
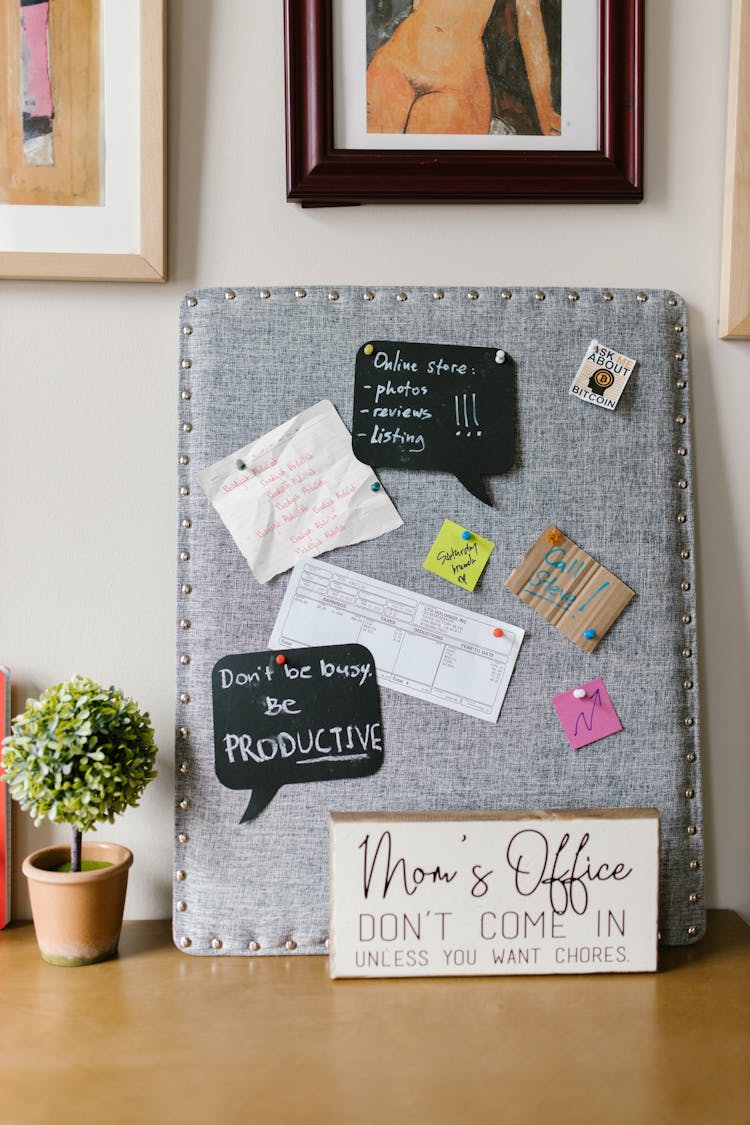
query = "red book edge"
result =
(0, 666, 9, 928)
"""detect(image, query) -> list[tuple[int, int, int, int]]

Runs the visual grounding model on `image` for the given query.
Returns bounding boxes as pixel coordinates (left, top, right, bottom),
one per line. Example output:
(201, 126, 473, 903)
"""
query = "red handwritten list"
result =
(199, 400, 402, 582)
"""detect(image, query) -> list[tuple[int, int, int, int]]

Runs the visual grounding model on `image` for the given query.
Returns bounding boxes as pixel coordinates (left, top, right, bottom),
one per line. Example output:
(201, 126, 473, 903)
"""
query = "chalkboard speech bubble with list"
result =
(353, 340, 516, 505)
(212, 644, 383, 822)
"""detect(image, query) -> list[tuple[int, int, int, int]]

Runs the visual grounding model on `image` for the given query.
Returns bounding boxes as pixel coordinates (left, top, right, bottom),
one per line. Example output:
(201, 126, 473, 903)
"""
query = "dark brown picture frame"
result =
(285, 0, 643, 205)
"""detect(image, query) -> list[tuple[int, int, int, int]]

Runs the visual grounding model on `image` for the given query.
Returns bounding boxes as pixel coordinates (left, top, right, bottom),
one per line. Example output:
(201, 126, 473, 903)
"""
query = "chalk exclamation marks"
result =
(472, 393, 481, 437)
(455, 393, 481, 438)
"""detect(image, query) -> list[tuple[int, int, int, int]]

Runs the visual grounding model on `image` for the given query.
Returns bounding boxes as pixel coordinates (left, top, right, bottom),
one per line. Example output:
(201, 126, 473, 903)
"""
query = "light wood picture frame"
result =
(0, 0, 166, 282)
(720, 0, 750, 338)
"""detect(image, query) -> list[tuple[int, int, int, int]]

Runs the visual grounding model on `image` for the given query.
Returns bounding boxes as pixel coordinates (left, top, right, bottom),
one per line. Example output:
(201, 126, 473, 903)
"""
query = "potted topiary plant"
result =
(1, 675, 157, 966)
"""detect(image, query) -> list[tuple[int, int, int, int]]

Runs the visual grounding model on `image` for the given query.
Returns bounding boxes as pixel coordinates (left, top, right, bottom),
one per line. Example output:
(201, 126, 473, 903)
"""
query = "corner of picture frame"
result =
(719, 0, 750, 339)
(284, 0, 644, 205)
(0, 0, 166, 283)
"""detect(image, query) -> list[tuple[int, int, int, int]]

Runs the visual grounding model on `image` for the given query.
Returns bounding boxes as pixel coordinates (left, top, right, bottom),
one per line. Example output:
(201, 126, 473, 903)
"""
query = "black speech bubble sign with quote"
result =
(212, 644, 383, 822)
(353, 340, 516, 505)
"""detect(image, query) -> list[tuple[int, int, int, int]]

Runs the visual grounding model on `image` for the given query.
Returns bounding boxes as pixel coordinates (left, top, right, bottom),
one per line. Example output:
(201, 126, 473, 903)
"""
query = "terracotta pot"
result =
(22, 842, 133, 967)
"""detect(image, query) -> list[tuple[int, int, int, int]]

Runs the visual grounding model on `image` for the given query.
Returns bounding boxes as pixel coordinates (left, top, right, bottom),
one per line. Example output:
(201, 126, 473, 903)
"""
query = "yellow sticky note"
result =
(423, 520, 495, 591)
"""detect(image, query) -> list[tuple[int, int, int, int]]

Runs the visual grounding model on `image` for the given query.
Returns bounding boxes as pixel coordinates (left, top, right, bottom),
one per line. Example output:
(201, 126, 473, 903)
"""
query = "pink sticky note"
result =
(551, 678, 622, 750)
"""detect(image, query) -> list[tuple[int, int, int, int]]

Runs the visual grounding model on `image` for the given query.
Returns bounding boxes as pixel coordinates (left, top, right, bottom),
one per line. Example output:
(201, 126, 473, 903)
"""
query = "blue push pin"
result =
(236, 458, 246, 471)
(583, 628, 597, 640)
(461, 530, 472, 541)
(371, 481, 381, 492)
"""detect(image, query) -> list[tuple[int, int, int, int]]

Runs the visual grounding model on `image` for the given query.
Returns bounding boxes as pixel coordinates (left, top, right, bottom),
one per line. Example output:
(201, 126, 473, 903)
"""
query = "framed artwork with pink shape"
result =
(0, 0, 166, 281)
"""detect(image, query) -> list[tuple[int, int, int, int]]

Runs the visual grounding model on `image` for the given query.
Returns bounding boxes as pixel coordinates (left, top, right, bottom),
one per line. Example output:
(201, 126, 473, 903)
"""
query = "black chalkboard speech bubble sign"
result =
(353, 340, 516, 506)
(212, 644, 383, 822)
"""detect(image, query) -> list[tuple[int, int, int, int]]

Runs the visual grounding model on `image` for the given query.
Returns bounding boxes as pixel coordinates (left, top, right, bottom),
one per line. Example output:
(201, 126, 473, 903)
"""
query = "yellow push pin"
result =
(364, 343, 374, 356)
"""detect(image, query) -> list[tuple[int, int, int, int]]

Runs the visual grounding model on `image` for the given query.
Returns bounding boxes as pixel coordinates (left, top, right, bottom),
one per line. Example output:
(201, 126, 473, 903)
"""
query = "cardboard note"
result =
(212, 644, 383, 822)
(352, 340, 516, 505)
(569, 340, 637, 411)
(552, 678, 623, 750)
(329, 810, 660, 977)
(423, 520, 494, 591)
(504, 527, 635, 651)
(198, 400, 402, 583)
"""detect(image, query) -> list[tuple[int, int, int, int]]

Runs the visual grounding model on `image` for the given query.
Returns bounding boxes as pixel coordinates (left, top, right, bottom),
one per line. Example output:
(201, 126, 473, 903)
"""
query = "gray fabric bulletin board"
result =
(174, 286, 703, 954)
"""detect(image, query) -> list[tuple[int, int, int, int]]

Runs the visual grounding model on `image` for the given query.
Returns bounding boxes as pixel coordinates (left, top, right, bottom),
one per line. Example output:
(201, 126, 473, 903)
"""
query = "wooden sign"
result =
(504, 527, 635, 651)
(329, 810, 659, 978)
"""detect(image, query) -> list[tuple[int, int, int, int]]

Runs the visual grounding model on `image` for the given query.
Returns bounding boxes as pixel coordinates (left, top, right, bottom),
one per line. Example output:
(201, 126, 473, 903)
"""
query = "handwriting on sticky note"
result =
(552, 679, 623, 750)
(198, 400, 402, 583)
(423, 520, 494, 591)
(352, 341, 516, 506)
(504, 527, 635, 651)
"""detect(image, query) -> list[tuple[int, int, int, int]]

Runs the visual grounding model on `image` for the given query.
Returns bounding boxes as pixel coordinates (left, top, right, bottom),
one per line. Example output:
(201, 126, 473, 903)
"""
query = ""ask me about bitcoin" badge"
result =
(569, 340, 637, 411)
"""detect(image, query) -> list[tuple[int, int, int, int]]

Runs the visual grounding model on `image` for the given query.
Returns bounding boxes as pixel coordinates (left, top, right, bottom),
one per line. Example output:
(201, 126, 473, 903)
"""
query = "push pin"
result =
(461, 530, 472, 541)
(371, 481, 381, 492)
(364, 343, 374, 356)
(275, 654, 286, 666)
(572, 687, 587, 699)
(546, 528, 562, 546)
(583, 628, 597, 640)
(495, 350, 506, 364)
(492, 627, 504, 638)
(236, 459, 246, 471)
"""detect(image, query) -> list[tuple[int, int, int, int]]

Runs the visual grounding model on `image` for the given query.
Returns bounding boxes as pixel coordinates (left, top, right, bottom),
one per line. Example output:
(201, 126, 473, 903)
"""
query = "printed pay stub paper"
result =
(270, 560, 524, 723)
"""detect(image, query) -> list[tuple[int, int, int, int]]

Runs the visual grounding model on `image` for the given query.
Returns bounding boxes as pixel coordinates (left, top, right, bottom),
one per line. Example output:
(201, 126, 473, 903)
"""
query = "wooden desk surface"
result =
(1, 910, 748, 1125)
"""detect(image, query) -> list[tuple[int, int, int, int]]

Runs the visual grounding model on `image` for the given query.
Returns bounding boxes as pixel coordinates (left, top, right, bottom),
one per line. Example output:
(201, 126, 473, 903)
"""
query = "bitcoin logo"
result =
(588, 368, 615, 393)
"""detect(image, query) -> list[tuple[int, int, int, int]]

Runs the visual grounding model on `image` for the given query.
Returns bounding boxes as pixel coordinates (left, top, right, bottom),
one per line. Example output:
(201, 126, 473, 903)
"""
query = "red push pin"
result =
(493, 627, 504, 638)
(275, 654, 286, 665)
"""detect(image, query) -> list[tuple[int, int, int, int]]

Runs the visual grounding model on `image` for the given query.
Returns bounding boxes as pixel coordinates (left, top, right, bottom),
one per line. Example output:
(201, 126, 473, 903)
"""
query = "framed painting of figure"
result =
(285, 0, 643, 203)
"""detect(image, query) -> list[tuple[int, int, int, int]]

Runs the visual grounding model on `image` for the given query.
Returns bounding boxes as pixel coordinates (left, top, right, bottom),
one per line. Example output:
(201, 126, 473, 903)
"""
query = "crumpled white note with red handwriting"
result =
(199, 400, 402, 583)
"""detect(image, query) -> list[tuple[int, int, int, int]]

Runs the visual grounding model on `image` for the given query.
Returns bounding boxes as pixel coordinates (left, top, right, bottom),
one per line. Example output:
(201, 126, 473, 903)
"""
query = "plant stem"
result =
(71, 828, 82, 873)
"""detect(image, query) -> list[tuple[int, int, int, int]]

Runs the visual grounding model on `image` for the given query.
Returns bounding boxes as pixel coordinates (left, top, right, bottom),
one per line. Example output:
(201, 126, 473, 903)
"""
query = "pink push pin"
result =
(572, 687, 587, 699)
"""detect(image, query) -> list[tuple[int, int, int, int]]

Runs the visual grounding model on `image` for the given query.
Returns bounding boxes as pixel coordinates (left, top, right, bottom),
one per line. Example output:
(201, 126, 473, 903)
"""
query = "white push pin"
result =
(495, 350, 506, 364)
(572, 687, 587, 699)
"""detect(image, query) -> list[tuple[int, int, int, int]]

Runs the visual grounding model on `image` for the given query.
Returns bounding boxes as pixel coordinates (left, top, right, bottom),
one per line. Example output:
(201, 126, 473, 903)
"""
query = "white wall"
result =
(1, 0, 748, 923)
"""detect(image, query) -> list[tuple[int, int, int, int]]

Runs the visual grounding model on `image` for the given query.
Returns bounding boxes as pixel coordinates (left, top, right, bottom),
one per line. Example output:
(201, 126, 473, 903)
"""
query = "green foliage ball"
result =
(1, 676, 158, 833)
